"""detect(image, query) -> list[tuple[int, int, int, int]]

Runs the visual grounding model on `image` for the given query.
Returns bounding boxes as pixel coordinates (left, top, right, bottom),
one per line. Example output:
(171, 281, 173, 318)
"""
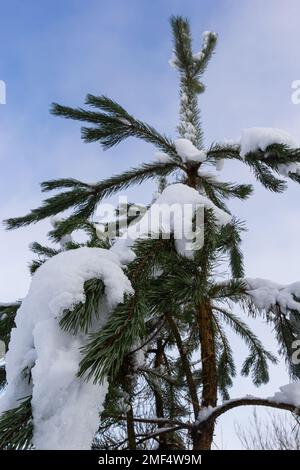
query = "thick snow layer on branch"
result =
(246, 278, 300, 313)
(240, 128, 300, 177)
(197, 386, 300, 423)
(240, 127, 298, 157)
(174, 138, 207, 163)
(111, 183, 231, 261)
(193, 31, 217, 61)
(0, 247, 132, 449)
(268, 383, 300, 407)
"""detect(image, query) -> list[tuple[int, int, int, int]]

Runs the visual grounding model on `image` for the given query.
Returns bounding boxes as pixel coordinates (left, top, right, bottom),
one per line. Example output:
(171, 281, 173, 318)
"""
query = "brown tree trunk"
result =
(126, 405, 137, 450)
(153, 339, 169, 449)
(193, 301, 217, 450)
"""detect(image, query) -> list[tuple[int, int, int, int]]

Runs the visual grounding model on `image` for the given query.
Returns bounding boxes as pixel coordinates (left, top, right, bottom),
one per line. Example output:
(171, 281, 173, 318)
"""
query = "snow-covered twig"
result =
(195, 396, 299, 431)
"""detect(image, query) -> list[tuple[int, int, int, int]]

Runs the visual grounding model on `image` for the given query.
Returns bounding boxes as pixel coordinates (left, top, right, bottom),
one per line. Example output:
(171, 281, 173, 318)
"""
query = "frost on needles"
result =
(1, 16, 300, 451)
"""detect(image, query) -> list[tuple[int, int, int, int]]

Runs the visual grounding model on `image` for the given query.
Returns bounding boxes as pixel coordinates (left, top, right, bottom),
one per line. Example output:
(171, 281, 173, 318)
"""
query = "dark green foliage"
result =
(5, 161, 178, 233)
(216, 219, 246, 278)
(51, 96, 180, 159)
(214, 318, 236, 400)
(60, 278, 105, 335)
(0, 303, 20, 388)
(0, 397, 33, 449)
(29, 242, 60, 274)
(215, 307, 277, 386)
(0, 302, 20, 351)
(247, 299, 300, 379)
(0, 364, 6, 390)
(78, 237, 172, 382)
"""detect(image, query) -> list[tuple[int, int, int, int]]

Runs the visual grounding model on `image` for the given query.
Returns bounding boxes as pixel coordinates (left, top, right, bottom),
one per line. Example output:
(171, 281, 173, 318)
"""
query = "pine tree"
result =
(1, 16, 300, 450)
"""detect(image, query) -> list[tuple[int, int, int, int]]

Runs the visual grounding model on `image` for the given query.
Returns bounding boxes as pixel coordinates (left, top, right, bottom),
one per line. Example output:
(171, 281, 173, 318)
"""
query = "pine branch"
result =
(209, 279, 247, 303)
(59, 278, 105, 335)
(78, 238, 169, 382)
(170, 16, 216, 147)
(216, 219, 246, 278)
(0, 364, 6, 390)
(165, 311, 200, 418)
(51, 97, 181, 160)
(194, 397, 299, 432)
(0, 302, 20, 350)
(268, 304, 300, 379)
(0, 397, 33, 450)
(246, 158, 287, 192)
(4, 161, 178, 231)
(214, 307, 277, 385)
(206, 143, 242, 163)
(30, 242, 60, 258)
(212, 314, 235, 400)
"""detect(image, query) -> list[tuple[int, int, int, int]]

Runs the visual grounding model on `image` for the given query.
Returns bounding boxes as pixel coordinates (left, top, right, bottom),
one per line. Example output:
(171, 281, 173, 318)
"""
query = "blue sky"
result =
(1, 0, 300, 448)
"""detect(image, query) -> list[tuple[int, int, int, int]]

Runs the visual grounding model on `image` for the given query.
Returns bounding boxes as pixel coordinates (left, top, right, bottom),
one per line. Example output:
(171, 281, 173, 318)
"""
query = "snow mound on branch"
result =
(197, 385, 300, 423)
(240, 127, 298, 156)
(278, 161, 300, 177)
(0, 247, 133, 449)
(240, 128, 300, 177)
(111, 183, 231, 262)
(268, 383, 300, 407)
(175, 138, 207, 163)
(246, 278, 300, 313)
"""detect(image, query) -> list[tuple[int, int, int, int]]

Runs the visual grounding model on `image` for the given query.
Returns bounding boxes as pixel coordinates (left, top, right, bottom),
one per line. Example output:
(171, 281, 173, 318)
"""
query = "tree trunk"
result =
(154, 340, 169, 449)
(126, 405, 137, 450)
(193, 301, 217, 450)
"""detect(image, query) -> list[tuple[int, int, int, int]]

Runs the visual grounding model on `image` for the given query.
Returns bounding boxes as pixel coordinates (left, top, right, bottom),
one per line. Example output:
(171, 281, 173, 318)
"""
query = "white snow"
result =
(240, 128, 300, 177)
(0, 247, 133, 449)
(154, 151, 172, 163)
(175, 138, 207, 163)
(268, 383, 300, 407)
(117, 117, 132, 126)
(131, 345, 146, 371)
(197, 387, 300, 424)
(240, 127, 298, 157)
(193, 31, 217, 62)
(111, 183, 231, 261)
(197, 169, 217, 180)
(278, 162, 300, 177)
(246, 278, 300, 313)
(215, 159, 224, 171)
(197, 405, 215, 422)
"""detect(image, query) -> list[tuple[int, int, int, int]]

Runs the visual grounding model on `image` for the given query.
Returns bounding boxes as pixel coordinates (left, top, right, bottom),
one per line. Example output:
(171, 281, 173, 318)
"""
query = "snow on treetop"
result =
(240, 127, 298, 157)
(193, 31, 217, 61)
(246, 278, 300, 313)
(0, 247, 133, 449)
(111, 183, 231, 261)
(174, 138, 207, 163)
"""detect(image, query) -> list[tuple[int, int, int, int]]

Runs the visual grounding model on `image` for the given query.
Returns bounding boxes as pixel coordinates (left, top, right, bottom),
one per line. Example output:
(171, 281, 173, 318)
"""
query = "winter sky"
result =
(1, 0, 300, 448)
